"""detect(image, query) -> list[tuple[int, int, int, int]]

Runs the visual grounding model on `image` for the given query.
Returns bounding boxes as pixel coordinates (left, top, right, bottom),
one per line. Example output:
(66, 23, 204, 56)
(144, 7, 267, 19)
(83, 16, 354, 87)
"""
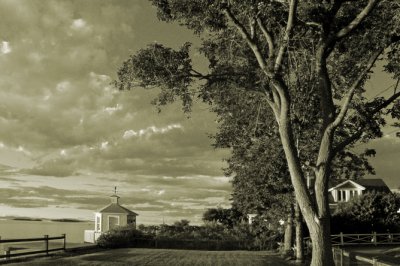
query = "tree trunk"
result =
(309, 217, 334, 266)
(283, 204, 294, 256)
(277, 111, 334, 265)
(294, 202, 304, 263)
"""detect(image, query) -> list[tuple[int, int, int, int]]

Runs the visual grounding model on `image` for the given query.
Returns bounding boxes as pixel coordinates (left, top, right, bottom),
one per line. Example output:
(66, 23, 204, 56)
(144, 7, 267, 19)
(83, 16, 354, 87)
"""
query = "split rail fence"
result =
(332, 247, 398, 266)
(0, 234, 66, 260)
(305, 233, 400, 266)
(304, 233, 400, 248)
(330, 232, 400, 246)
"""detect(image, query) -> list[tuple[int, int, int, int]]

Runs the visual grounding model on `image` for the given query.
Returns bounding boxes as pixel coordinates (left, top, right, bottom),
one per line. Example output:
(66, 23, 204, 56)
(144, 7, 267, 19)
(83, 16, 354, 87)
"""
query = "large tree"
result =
(116, 1, 400, 265)
(213, 83, 375, 260)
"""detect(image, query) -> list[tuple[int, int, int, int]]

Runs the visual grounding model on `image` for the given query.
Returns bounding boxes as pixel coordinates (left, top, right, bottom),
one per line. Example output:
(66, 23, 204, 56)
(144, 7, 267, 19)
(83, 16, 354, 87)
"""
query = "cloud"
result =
(123, 124, 183, 139)
(70, 18, 89, 31)
(104, 104, 123, 115)
(1, 41, 11, 54)
(0, 0, 233, 224)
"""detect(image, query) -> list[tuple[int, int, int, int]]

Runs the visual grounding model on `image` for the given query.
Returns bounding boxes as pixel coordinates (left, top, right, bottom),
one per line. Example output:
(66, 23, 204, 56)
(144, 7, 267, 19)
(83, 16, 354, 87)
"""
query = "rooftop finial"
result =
(110, 187, 120, 204)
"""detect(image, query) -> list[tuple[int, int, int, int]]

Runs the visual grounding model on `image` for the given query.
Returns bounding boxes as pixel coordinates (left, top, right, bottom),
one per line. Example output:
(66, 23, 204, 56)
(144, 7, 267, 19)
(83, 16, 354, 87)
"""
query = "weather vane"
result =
(114, 186, 117, 195)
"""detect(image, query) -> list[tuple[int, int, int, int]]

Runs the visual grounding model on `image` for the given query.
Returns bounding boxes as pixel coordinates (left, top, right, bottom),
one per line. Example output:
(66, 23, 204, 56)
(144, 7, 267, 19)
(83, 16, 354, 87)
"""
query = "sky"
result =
(0, 0, 399, 225)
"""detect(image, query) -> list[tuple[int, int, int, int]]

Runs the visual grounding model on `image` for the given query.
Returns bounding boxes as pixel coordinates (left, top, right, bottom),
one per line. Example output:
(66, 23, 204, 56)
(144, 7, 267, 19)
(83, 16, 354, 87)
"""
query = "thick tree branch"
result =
(272, 87, 281, 113)
(256, 17, 275, 59)
(250, 17, 256, 40)
(330, 48, 383, 130)
(316, 44, 336, 126)
(271, 78, 318, 220)
(334, 89, 400, 154)
(274, 0, 298, 73)
(335, 0, 380, 40)
(313, 48, 382, 218)
(223, 7, 271, 77)
(333, 129, 363, 155)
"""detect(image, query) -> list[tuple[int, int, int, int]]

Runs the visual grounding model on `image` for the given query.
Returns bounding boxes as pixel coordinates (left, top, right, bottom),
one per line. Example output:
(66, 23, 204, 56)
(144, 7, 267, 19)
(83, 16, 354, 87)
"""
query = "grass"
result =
(6, 248, 292, 266)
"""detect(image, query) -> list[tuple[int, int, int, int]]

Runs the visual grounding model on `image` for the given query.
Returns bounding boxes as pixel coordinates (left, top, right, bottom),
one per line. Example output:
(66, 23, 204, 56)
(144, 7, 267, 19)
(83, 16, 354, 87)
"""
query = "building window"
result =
(337, 190, 347, 202)
(108, 216, 119, 230)
(342, 190, 347, 201)
(96, 216, 100, 231)
(128, 217, 135, 224)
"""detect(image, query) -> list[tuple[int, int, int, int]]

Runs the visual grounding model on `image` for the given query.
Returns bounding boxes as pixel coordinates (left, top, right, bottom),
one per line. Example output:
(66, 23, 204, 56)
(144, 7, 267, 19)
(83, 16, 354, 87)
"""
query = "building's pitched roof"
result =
(355, 179, 391, 192)
(328, 180, 365, 191)
(97, 203, 138, 215)
(328, 178, 390, 193)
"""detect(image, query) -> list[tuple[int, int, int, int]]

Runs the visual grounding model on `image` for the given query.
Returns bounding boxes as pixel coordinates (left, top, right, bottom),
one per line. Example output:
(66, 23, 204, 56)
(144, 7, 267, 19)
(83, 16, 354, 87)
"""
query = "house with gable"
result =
(84, 189, 138, 243)
(328, 178, 391, 209)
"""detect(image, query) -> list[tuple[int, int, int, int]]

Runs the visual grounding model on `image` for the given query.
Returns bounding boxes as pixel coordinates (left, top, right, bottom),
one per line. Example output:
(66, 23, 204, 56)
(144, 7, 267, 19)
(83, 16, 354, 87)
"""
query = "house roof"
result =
(355, 179, 391, 192)
(97, 203, 138, 215)
(328, 180, 365, 192)
(328, 178, 390, 193)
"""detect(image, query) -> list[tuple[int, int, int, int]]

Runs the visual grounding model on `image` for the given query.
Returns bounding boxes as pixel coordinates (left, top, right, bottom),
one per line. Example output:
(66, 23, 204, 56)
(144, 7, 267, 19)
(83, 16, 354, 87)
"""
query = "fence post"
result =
(4, 247, 10, 260)
(62, 234, 66, 250)
(340, 248, 344, 266)
(372, 232, 377, 246)
(44, 235, 49, 255)
(340, 232, 344, 245)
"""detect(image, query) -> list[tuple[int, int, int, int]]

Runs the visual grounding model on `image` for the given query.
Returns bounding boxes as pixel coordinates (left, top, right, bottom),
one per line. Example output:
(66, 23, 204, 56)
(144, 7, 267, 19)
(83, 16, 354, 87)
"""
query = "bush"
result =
(97, 225, 150, 248)
(331, 192, 400, 234)
(97, 220, 283, 250)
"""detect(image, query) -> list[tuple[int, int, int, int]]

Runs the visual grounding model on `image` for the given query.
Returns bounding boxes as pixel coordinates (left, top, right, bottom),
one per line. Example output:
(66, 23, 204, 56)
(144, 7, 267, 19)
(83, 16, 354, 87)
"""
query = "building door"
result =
(108, 216, 119, 230)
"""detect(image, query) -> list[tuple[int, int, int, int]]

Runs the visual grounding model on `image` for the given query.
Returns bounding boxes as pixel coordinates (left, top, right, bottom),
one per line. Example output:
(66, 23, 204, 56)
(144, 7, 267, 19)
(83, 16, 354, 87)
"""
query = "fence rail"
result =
(332, 247, 396, 266)
(0, 234, 66, 260)
(331, 233, 400, 246)
(305, 233, 400, 247)
(304, 233, 400, 266)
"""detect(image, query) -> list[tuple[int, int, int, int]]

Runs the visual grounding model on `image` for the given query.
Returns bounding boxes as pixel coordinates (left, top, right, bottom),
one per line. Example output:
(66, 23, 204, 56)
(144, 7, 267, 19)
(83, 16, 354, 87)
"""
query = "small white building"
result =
(84, 192, 138, 243)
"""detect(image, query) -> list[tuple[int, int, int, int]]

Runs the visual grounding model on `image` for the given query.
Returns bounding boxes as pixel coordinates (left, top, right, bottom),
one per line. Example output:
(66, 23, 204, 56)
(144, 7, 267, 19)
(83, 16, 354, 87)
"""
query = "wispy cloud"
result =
(123, 124, 183, 139)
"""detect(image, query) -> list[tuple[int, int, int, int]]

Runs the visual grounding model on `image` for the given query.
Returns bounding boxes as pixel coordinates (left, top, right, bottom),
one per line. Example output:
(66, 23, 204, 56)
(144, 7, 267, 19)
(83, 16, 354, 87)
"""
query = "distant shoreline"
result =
(12, 217, 43, 221)
(50, 218, 88, 223)
(3, 217, 91, 223)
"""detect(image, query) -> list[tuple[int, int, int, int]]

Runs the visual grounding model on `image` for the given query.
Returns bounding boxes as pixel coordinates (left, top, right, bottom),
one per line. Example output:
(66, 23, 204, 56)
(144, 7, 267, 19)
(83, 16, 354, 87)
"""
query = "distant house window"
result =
(337, 190, 347, 202)
(349, 190, 356, 200)
(96, 216, 100, 231)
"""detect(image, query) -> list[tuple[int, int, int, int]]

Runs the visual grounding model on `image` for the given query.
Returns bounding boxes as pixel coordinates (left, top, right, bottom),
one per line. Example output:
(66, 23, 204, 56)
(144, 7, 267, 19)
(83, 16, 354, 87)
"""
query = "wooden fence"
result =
(0, 234, 66, 260)
(332, 247, 397, 266)
(304, 233, 400, 248)
(304, 233, 400, 266)
(331, 233, 400, 246)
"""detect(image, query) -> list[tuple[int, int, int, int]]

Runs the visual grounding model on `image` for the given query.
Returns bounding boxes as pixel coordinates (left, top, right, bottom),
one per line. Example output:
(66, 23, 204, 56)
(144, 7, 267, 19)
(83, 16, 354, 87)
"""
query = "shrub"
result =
(331, 192, 400, 234)
(97, 225, 150, 248)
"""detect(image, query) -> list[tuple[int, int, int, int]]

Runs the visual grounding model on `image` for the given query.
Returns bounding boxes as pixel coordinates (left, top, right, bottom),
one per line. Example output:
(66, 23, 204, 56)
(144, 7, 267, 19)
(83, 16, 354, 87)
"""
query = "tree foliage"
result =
(202, 207, 243, 228)
(331, 192, 400, 233)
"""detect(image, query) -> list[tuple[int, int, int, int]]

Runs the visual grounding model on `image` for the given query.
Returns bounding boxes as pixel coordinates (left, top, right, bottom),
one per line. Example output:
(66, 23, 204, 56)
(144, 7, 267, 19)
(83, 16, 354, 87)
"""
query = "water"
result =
(0, 219, 94, 243)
